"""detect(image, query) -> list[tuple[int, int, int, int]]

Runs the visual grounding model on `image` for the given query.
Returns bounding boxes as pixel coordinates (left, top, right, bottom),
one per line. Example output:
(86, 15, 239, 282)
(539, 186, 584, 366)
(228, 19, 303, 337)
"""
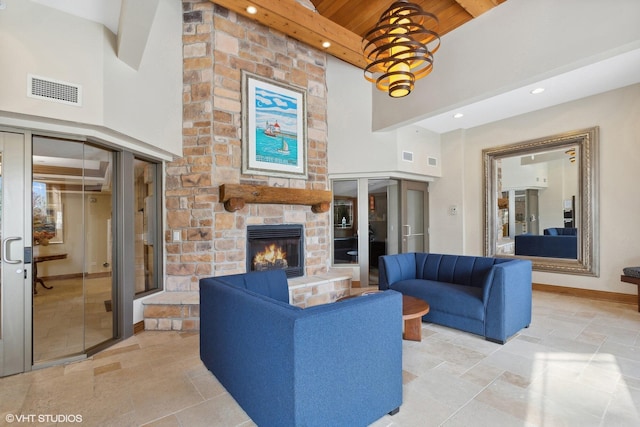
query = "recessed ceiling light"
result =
(322, 41, 331, 49)
(453, 113, 464, 119)
(530, 87, 545, 95)
(246, 6, 257, 14)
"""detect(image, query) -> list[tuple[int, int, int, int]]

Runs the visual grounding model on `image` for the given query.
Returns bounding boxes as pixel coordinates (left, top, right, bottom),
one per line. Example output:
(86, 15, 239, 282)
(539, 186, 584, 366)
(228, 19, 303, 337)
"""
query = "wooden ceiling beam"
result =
(452, 0, 498, 17)
(210, 0, 367, 69)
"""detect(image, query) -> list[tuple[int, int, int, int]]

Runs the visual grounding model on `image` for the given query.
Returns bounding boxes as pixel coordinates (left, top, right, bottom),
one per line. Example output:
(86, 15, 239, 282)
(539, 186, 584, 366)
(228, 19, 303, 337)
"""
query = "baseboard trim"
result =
(533, 282, 636, 306)
(133, 321, 145, 335)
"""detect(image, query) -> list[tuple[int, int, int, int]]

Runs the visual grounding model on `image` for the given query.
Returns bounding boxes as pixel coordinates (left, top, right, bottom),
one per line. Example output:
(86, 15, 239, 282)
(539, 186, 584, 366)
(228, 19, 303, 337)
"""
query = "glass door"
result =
(0, 131, 29, 377)
(332, 180, 358, 266)
(367, 179, 399, 286)
(32, 137, 115, 363)
(401, 180, 429, 253)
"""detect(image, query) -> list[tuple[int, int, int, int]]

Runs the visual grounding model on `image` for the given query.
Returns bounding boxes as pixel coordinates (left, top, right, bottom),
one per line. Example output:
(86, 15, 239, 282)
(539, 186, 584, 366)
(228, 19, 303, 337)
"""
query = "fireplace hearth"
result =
(247, 224, 304, 278)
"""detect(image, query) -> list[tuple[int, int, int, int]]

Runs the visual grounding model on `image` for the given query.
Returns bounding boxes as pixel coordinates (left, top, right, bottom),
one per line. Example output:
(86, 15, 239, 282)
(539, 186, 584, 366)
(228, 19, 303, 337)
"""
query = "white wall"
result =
(35, 192, 84, 277)
(326, 57, 442, 180)
(0, 0, 182, 159)
(326, 56, 396, 176)
(34, 192, 112, 277)
(103, 0, 182, 154)
(459, 84, 640, 294)
(371, 0, 640, 131)
(429, 131, 465, 255)
(0, 1, 104, 124)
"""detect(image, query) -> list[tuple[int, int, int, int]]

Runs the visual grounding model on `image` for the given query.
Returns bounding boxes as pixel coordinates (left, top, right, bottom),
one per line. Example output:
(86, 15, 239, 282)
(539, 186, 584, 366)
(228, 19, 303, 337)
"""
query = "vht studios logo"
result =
(5, 414, 83, 423)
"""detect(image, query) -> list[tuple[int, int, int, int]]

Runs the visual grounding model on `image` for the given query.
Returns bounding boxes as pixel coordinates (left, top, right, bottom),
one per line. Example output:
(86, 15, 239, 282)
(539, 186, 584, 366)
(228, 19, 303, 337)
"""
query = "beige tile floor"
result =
(33, 276, 113, 362)
(2, 289, 640, 426)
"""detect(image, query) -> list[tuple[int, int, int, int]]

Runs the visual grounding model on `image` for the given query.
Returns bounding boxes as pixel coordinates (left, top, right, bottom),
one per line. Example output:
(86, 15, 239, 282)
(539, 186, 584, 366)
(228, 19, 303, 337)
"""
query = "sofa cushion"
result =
(414, 253, 509, 289)
(213, 269, 290, 303)
(544, 227, 577, 236)
(515, 234, 577, 258)
(390, 279, 485, 321)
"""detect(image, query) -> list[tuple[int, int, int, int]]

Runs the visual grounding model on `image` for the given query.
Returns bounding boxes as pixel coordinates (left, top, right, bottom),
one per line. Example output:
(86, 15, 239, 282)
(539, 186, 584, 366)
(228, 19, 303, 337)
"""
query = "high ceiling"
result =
(310, 0, 507, 40)
(25, 0, 640, 133)
(212, 0, 508, 69)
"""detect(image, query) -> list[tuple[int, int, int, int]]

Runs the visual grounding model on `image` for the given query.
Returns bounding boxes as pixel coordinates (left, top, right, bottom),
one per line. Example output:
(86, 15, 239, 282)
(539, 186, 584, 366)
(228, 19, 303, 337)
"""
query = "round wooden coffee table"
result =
(337, 292, 430, 341)
(402, 295, 430, 341)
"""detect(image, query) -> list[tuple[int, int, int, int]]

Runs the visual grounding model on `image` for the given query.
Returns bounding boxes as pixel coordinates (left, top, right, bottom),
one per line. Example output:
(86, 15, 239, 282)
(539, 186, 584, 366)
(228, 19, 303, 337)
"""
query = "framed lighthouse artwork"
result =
(241, 71, 308, 179)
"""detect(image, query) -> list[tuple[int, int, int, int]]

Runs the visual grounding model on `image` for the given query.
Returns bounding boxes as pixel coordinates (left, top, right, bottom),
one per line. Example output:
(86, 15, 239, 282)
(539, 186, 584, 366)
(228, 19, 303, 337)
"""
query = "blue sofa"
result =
(200, 269, 403, 427)
(515, 227, 577, 259)
(379, 253, 532, 344)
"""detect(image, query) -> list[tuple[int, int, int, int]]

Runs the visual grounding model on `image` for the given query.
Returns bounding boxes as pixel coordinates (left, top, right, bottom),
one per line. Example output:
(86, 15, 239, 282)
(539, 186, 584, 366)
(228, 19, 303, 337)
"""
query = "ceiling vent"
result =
(402, 151, 414, 162)
(27, 74, 82, 106)
(428, 157, 438, 167)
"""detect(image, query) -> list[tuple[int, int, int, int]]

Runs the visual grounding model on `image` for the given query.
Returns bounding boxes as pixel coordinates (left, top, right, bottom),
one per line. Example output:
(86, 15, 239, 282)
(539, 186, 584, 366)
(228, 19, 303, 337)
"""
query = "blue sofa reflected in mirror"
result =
(514, 227, 577, 259)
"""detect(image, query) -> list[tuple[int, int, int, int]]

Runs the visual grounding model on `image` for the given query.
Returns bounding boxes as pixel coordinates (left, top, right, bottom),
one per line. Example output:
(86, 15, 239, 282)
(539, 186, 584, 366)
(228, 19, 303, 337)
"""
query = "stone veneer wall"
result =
(165, 0, 330, 292)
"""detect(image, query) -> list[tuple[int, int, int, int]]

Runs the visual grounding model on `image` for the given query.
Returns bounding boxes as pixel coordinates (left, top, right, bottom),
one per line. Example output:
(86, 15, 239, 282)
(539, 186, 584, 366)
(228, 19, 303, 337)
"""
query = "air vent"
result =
(402, 151, 414, 162)
(27, 74, 82, 106)
(428, 157, 438, 167)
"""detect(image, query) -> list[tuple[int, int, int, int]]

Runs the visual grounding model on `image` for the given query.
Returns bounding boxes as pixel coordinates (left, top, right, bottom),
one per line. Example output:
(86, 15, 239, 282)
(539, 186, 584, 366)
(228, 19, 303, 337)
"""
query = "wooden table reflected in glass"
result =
(33, 252, 67, 294)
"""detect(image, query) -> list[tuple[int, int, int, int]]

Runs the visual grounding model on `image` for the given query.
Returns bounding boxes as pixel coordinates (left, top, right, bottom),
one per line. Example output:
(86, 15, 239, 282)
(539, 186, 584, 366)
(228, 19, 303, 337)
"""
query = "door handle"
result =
(2, 236, 22, 264)
(402, 225, 412, 237)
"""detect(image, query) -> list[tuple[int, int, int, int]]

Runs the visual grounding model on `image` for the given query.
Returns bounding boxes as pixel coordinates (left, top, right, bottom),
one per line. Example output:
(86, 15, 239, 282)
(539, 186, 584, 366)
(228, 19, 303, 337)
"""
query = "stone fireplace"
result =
(247, 224, 304, 278)
(143, 0, 350, 332)
(164, 1, 332, 291)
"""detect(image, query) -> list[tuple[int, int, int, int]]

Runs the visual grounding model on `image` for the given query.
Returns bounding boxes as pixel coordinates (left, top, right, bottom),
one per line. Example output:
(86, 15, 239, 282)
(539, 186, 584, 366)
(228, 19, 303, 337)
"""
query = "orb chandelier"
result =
(363, 0, 441, 98)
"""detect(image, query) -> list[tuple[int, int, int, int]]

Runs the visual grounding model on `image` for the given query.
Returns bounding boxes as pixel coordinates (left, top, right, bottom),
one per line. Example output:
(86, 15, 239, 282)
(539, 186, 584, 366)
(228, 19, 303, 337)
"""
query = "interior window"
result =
(134, 158, 161, 296)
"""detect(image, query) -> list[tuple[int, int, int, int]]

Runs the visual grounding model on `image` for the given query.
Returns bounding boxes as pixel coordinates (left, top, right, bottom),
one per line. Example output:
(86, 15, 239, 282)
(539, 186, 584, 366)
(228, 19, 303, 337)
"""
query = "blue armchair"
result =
(200, 270, 403, 426)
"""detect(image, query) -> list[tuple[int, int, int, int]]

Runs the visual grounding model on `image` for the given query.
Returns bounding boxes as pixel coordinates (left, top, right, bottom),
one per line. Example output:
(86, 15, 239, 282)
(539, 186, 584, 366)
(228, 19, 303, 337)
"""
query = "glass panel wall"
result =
(332, 178, 402, 287)
(368, 179, 398, 286)
(0, 152, 3, 341)
(83, 144, 114, 350)
(32, 137, 115, 361)
(332, 180, 358, 265)
(134, 158, 160, 295)
(406, 189, 425, 252)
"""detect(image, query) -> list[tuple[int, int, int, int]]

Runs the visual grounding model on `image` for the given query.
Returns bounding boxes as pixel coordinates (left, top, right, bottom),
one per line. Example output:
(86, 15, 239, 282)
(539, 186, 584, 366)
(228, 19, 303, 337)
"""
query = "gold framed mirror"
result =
(483, 127, 599, 276)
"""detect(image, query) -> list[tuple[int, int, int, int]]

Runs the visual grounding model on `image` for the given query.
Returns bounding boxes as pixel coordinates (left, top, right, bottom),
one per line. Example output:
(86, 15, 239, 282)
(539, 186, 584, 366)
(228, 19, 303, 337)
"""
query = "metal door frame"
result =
(0, 129, 33, 377)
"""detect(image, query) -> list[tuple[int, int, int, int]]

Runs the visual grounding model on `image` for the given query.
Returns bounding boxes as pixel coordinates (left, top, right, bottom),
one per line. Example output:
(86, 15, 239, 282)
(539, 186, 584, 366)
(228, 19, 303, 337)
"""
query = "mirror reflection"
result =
(484, 127, 599, 276)
(497, 146, 579, 259)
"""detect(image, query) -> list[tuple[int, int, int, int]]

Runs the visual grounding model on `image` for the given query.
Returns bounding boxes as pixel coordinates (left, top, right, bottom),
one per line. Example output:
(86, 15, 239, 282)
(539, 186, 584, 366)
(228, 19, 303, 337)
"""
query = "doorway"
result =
(401, 180, 429, 253)
(331, 178, 429, 287)
(32, 136, 116, 364)
(0, 132, 117, 376)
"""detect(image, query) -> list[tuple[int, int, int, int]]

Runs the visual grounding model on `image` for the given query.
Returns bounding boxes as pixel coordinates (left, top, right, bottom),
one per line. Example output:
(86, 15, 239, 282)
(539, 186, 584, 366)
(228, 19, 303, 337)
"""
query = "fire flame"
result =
(253, 244, 287, 265)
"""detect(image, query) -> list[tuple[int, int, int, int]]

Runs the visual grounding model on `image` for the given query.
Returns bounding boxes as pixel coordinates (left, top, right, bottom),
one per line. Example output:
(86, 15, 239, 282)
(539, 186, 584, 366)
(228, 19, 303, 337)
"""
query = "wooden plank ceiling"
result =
(311, 0, 506, 39)
(211, 0, 507, 69)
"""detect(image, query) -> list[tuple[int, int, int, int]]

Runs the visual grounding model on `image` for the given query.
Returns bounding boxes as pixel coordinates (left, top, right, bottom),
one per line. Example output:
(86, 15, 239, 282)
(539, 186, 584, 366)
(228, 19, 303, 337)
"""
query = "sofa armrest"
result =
(294, 291, 403, 424)
(483, 259, 532, 343)
(200, 278, 301, 425)
(379, 253, 417, 290)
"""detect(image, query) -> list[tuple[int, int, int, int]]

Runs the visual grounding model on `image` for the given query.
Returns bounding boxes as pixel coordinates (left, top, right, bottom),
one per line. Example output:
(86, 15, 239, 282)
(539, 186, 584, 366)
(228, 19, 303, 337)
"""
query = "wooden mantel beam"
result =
(219, 184, 332, 213)
(210, 0, 367, 69)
